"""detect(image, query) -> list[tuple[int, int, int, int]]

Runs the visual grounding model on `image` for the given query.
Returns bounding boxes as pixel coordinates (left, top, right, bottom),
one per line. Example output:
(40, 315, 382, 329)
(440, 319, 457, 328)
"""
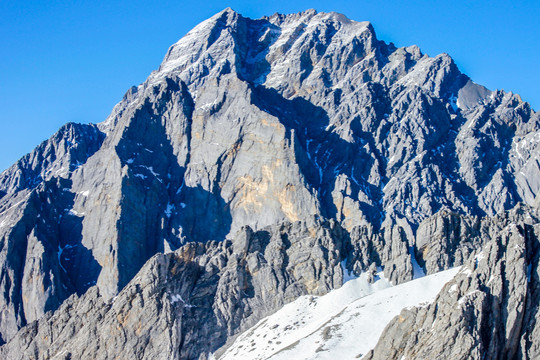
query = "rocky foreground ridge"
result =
(0, 8, 538, 359)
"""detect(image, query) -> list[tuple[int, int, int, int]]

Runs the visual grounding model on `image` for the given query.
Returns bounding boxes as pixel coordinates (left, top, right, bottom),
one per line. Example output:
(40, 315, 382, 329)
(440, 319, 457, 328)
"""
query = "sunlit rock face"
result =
(0, 8, 539, 359)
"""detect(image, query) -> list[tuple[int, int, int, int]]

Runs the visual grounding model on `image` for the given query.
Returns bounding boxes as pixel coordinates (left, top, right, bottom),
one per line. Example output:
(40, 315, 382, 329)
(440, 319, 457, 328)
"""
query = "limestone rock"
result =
(0, 8, 539, 358)
(0, 219, 345, 359)
(364, 215, 540, 360)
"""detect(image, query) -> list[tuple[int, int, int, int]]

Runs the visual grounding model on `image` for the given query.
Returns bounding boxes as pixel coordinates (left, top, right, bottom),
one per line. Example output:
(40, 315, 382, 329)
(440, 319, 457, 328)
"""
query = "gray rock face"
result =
(0, 123, 104, 343)
(346, 221, 415, 285)
(0, 7, 539, 358)
(363, 208, 540, 360)
(415, 203, 540, 275)
(0, 219, 344, 359)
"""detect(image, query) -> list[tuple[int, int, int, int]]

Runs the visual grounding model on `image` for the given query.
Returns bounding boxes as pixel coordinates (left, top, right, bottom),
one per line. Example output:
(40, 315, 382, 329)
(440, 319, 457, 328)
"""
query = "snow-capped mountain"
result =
(0, 8, 538, 359)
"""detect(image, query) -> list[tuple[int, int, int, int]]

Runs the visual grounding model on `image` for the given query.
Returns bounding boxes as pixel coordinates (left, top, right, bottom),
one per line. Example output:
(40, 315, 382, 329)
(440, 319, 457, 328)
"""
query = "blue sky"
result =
(1, 0, 539, 171)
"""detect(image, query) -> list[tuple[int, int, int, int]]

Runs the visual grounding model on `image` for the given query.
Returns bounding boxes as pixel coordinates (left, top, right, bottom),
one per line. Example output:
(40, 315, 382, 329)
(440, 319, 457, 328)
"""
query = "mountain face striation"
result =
(0, 8, 539, 359)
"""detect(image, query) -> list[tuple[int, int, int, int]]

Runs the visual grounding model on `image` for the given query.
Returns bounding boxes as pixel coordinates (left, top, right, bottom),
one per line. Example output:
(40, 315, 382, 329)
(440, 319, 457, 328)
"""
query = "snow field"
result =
(218, 267, 460, 360)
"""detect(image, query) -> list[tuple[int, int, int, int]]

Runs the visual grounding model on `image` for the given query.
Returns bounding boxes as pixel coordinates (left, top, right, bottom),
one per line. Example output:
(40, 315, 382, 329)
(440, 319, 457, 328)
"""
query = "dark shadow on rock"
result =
(0, 175, 101, 344)
(58, 182, 101, 295)
(37, 177, 101, 300)
(112, 79, 233, 292)
(177, 184, 232, 243)
(233, 17, 281, 85)
(249, 229, 272, 253)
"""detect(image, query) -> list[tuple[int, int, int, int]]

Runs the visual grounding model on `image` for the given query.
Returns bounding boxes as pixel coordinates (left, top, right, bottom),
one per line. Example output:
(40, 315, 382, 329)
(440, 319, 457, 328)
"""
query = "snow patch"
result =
(350, 165, 360, 186)
(176, 181, 185, 195)
(448, 94, 458, 112)
(170, 293, 195, 308)
(165, 203, 175, 218)
(0, 219, 10, 230)
(139, 165, 161, 178)
(68, 209, 85, 216)
(57, 244, 77, 273)
(218, 267, 459, 360)
(55, 167, 67, 175)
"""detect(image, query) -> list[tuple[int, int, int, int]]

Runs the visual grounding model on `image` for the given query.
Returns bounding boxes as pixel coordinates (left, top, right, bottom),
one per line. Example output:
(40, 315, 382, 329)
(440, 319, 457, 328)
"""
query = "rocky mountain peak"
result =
(153, 8, 378, 89)
(0, 8, 539, 359)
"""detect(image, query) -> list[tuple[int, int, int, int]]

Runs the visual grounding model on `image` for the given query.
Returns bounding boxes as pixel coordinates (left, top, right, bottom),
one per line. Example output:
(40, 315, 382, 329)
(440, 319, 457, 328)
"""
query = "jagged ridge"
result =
(0, 8, 539, 359)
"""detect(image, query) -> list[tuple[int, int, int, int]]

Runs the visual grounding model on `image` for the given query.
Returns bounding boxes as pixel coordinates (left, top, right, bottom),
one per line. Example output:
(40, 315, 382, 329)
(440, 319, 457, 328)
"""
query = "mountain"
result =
(0, 8, 539, 359)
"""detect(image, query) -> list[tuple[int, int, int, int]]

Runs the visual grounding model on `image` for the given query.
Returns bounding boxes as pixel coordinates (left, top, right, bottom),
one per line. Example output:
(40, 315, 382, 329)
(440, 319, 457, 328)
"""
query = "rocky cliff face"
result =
(364, 206, 540, 360)
(0, 219, 345, 359)
(0, 8, 538, 359)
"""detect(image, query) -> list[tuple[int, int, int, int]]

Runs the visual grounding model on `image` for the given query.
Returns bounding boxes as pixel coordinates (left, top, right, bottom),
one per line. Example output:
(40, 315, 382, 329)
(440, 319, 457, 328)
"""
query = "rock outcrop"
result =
(363, 209, 540, 360)
(0, 218, 345, 359)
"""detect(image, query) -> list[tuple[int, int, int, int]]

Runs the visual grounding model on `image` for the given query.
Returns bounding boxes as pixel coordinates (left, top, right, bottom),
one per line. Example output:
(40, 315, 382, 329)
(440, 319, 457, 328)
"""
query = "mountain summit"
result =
(0, 9, 539, 359)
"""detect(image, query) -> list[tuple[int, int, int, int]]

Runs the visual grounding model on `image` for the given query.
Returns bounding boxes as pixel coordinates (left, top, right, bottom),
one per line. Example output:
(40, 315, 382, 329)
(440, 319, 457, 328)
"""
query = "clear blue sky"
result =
(1, 0, 539, 171)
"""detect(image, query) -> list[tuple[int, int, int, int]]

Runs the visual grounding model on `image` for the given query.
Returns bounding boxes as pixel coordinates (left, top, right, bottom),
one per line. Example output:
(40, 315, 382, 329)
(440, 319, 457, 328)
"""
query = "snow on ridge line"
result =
(216, 267, 460, 360)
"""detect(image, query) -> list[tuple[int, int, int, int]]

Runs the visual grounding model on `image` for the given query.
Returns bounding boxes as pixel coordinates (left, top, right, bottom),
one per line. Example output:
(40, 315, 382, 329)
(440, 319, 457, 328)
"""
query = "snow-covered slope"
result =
(217, 267, 460, 360)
